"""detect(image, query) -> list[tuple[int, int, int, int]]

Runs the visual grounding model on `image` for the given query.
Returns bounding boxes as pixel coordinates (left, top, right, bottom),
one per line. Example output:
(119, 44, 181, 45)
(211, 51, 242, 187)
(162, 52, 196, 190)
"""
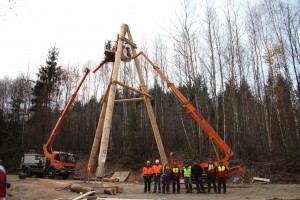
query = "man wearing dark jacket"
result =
(192, 161, 206, 194)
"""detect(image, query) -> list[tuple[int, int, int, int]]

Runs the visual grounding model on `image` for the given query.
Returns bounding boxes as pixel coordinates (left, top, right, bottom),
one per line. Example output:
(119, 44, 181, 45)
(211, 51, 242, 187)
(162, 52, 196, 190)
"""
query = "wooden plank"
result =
(97, 199, 153, 200)
(110, 171, 130, 182)
(114, 98, 145, 103)
(252, 177, 270, 183)
(119, 36, 137, 49)
(72, 191, 95, 200)
(114, 80, 152, 98)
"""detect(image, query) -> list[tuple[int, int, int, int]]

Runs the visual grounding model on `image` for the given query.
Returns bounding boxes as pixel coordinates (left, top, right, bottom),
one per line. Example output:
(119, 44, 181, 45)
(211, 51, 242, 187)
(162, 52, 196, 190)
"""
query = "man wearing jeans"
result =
(182, 161, 192, 193)
(152, 159, 162, 193)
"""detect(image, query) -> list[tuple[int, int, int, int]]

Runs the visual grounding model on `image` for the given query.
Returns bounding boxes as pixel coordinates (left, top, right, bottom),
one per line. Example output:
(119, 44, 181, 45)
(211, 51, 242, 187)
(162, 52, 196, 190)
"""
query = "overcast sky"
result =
(0, 0, 179, 79)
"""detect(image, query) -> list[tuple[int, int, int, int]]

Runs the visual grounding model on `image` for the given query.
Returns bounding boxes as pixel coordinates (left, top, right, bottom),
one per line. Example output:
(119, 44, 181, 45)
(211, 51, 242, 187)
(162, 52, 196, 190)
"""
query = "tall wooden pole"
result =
(86, 82, 111, 178)
(126, 27, 168, 165)
(97, 24, 126, 177)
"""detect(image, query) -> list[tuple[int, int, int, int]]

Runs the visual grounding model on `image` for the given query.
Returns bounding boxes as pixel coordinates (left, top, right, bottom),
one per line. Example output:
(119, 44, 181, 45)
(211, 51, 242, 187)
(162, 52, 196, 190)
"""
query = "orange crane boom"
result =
(43, 68, 90, 157)
(133, 52, 244, 177)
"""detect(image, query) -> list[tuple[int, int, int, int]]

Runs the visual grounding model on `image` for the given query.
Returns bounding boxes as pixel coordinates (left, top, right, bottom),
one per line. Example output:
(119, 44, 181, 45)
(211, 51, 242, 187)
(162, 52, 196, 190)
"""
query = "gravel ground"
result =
(6, 175, 300, 200)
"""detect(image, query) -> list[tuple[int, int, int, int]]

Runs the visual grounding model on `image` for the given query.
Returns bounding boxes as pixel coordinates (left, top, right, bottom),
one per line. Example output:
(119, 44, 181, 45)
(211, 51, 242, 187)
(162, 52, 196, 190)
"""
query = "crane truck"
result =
(20, 68, 90, 179)
(132, 51, 244, 179)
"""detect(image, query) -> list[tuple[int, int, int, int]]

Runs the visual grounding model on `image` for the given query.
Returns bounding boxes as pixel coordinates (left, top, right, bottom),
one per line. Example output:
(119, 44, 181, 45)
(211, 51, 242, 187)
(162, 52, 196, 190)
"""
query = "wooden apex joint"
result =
(118, 36, 137, 49)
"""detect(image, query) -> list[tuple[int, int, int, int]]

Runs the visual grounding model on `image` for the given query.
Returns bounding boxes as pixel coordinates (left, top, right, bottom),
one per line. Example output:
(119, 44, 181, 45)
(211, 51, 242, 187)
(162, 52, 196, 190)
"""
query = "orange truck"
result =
(21, 68, 90, 179)
(133, 52, 244, 179)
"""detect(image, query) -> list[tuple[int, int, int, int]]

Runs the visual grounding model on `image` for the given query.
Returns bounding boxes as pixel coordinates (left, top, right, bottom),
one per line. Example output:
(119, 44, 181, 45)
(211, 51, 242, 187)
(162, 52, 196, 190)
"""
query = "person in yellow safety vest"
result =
(142, 161, 153, 193)
(152, 159, 162, 193)
(206, 157, 217, 193)
(171, 162, 181, 194)
(216, 161, 229, 194)
(182, 161, 192, 193)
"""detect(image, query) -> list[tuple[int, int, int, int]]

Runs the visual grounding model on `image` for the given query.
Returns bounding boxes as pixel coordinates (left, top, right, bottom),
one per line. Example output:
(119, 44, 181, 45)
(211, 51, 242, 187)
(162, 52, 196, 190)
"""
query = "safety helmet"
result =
(155, 159, 159, 164)
(146, 160, 150, 164)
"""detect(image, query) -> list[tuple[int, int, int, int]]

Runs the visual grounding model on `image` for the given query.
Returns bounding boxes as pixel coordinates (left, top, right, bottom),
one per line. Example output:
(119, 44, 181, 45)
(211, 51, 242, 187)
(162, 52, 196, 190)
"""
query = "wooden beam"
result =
(114, 98, 145, 103)
(72, 191, 96, 200)
(252, 177, 271, 183)
(126, 25, 168, 165)
(97, 24, 126, 179)
(114, 80, 152, 98)
(119, 36, 137, 49)
(87, 86, 110, 178)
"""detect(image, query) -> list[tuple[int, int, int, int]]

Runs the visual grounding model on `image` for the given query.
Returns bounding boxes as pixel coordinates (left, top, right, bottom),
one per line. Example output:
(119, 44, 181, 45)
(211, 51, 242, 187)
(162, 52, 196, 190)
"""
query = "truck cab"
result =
(20, 152, 76, 179)
(48, 151, 76, 179)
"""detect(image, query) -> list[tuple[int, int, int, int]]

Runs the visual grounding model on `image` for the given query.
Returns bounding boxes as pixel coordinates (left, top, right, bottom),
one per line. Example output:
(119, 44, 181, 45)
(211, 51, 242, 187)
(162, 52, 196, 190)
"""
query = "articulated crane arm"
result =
(133, 52, 244, 177)
(43, 68, 90, 158)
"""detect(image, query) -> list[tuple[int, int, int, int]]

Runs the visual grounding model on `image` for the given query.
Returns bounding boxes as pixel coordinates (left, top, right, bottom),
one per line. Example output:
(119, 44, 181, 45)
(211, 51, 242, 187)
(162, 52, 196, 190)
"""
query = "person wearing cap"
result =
(142, 160, 153, 193)
(192, 161, 206, 194)
(182, 161, 192, 193)
(216, 161, 228, 194)
(152, 159, 162, 193)
(162, 165, 172, 194)
(206, 157, 217, 193)
(171, 161, 181, 194)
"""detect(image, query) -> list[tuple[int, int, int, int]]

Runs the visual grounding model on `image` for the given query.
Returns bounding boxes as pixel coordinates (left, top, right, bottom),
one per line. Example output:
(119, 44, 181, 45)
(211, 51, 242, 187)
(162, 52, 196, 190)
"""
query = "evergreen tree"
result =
(30, 46, 63, 144)
(31, 46, 62, 110)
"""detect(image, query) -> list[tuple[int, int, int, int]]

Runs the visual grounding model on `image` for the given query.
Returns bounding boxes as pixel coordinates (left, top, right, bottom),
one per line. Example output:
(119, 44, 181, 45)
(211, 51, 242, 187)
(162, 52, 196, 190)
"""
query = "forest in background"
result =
(0, 0, 299, 171)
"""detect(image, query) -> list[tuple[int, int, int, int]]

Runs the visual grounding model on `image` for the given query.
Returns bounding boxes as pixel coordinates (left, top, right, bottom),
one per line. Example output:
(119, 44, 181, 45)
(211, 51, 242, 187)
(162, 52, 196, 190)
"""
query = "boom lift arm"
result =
(133, 52, 240, 171)
(43, 68, 90, 158)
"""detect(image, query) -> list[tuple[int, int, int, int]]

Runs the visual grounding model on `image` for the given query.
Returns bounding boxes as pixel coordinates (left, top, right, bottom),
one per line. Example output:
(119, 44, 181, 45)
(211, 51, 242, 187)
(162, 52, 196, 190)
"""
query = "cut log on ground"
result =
(69, 184, 95, 194)
(104, 188, 116, 195)
(252, 177, 271, 184)
(95, 186, 123, 195)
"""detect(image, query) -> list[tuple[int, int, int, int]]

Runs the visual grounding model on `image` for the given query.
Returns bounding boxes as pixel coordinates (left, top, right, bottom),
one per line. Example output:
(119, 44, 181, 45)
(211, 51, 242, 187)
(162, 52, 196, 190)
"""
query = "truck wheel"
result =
(24, 168, 31, 177)
(47, 169, 55, 179)
(61, 174, 69, 180)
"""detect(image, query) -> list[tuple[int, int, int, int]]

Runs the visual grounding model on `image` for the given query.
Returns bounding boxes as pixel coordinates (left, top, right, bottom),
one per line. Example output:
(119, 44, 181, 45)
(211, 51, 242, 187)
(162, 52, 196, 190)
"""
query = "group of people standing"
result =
(142, 157, 229, 194)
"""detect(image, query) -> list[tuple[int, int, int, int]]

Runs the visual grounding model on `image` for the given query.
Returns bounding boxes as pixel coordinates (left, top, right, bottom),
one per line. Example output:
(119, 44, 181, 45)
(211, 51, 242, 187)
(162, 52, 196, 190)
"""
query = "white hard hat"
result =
(155, 159, 159, 164)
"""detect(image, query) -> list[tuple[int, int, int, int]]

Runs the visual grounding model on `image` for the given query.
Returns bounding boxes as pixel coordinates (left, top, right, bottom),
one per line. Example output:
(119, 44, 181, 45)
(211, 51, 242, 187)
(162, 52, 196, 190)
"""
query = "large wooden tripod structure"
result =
(87, 24, 167, 179)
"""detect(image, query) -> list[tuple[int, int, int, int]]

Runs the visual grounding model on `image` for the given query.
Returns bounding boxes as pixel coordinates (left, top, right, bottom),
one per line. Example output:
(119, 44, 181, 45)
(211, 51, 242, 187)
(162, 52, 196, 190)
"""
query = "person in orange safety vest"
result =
(142, 160, 153, 193)
(216, 161, 228, 194)
(152, 159, 162, 193)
